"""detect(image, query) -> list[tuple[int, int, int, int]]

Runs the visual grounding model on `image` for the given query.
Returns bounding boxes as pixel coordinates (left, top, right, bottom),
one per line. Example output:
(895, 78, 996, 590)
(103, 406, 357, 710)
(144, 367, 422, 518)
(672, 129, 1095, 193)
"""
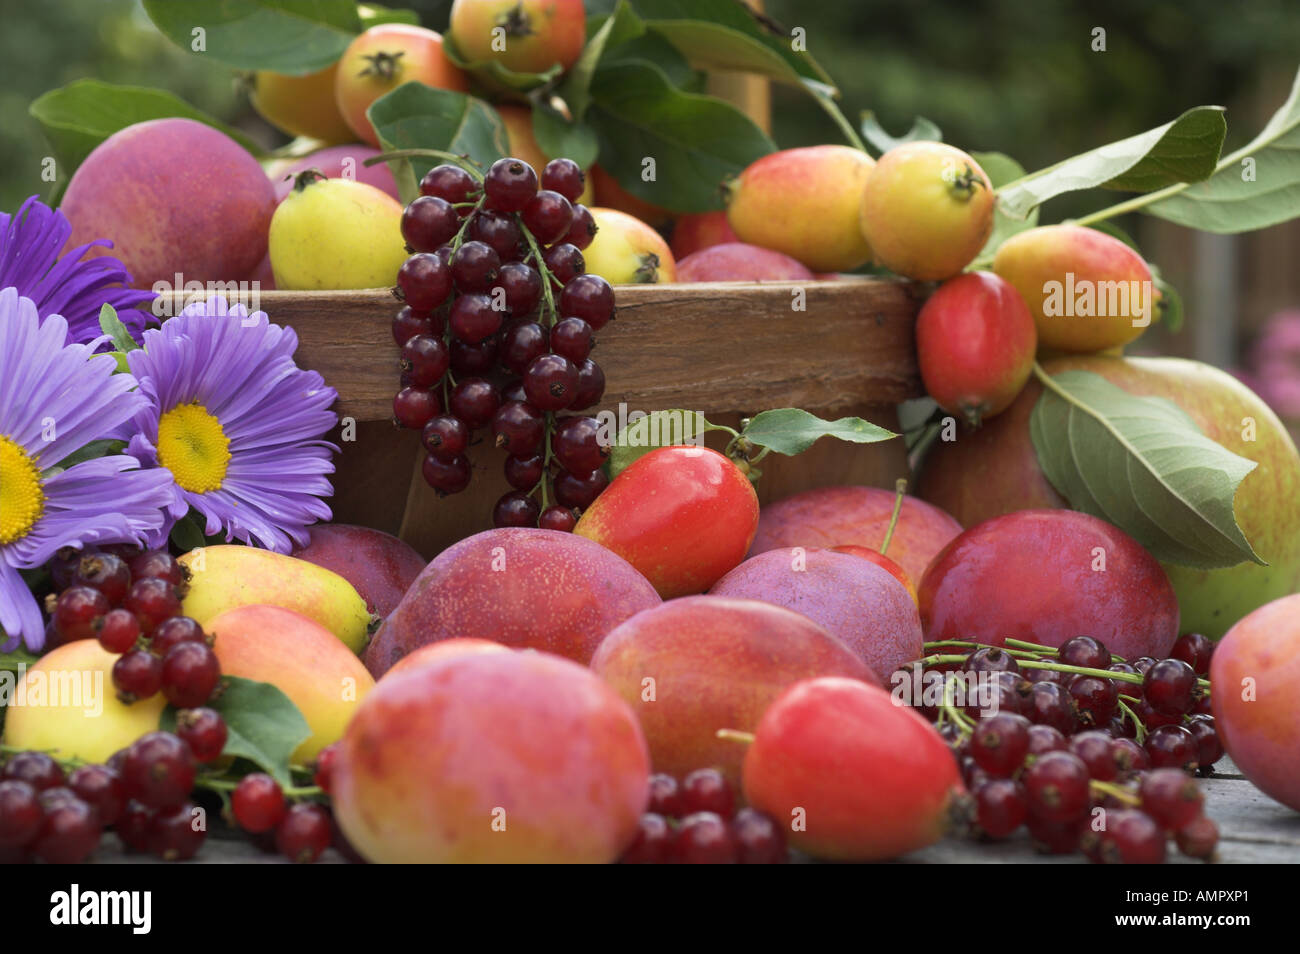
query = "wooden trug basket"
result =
(211, 278, 922, 558)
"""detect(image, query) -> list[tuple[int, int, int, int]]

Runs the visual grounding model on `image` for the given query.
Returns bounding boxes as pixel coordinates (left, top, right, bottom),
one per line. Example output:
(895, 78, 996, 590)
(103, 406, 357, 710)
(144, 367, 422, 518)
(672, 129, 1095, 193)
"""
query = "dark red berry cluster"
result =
(921, 633, 1221, 862)
(392, 156, 613, 529)
(46, 545, 222, 708)
(620, 768, 788, 864)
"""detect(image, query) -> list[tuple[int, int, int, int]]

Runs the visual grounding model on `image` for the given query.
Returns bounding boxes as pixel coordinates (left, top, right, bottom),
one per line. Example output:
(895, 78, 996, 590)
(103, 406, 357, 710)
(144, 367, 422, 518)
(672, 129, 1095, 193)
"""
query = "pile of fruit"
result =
(3, 1, 1300, 867)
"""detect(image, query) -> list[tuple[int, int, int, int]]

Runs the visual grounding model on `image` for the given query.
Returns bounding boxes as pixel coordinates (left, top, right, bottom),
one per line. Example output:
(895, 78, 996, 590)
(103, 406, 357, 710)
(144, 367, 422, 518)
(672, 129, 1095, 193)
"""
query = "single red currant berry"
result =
(112, 648, 164, 702)
(1138, 768, 1205, 830)
(275, 802, 333, 863)
(422, 453, 472, 495)
(120, 732, 196, 811)
(620, 812, 671, 864)
(161, 641, 222, 708)
(400, 334, 450, 388)
(128, 550, 186, 588)
(541, 158, 585, 202)
(1022, 750, 1090, 823)
(449, 292, 504, 344)
(563, 204, 597, 249)
(968, 712, 1031, 777)
(150, 802, 206, 860)
(553, 466, 608, 510)
(552, 415, 609, 476)
(32, 797, 102, 864)
(2, 751, 65, 791)
(483, 157, 539, 212)
(468, 208, 523, 258)
(499, 319, 549, 374)
(52, 585, 111, 643)
(559, 273, 615, 329)
(420, 163, 478, 205)
(449, 336, 500, 376)
(731, 808, 788, 864)
(973, 778, 1029, 839)
(123, 577, 183, 634)
(569, 358, 605, 410)
(681, 768, 735, 819)
(523, 353, 578, 411)
(492, 491, 541, 528)
(550, 316, 593, 363)
(422, 415, 469, 461)
(503, 454, 544, 491)
(314, 743, 340, 796)
(392, 305, 439, 348)
(647, 773, 684, 817)
(175, 707, 228, 763)
(1057, 635, 1112, 669)
(672, 811, 738, 864)
(1098, 808, 1167, 864)
(115, 800, 156, 854)
(96, 608, 141, 654)
(0, 779, 43, 846)
(541, 243, 585, 285)
(401, 195, 459, 252)
(1144, 723, 1199, 772)
(538, 505, 577, 532)
(494, 261, 543, 316)
(1175, 814, 1219, 859)
(150, 615, 207, 655)
(451, 240, 502, 294)
(73, 552, 131, 605)
(393, 386, 442, 430)
(231, 773, 287, 834)
(67, 764, 125, 827)
(1169, 632, 1214, 676)
(1143, 658, 1197, 716)
(396, 252, 453, 311)
(521, 189, 573, 244)
(449, 377, 501, 429)
(491, 401, 545, 457)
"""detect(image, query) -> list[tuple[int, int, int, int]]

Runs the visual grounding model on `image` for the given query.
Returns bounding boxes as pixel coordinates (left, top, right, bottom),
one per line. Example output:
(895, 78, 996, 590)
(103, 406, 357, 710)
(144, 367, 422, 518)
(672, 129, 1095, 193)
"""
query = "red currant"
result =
(523, 353, 578, 411)
(492, 491, 541, 528)
(731, 808, 787, 863)
(620, 812, 671, 864)
(422, 415, 469, 461)
(67, 764, 125, 827)
(401, 195, 459, 252)
(538, 505, 577, 532)
(541, 158, 585, 203)
(396, 252, 452, 311)
(422, 453, 472, 495)
(112, 649, 163, 702)
(52, 585, 111, 643)
(120, 732, 196, 811)
(449, 377, 501, 429)
(96, 608, 141, 654)
(553, 466, 608, 509)
(521, 189, 573, 244)
(400, 334, 450, 388)
(562, 204, 597, 249)
(672, 811, 738, 864)
(175, 707, 228, 763)
(150, 802, 206, 861)
(420, 163, 478, 205)
(276, 803, 333, 863)
(123, 577, 183, 634)
(73, 552, 131, 605)
(231, 773, 286, 834)
(393, 386, 442, 430)
(483, 157, 538, 213)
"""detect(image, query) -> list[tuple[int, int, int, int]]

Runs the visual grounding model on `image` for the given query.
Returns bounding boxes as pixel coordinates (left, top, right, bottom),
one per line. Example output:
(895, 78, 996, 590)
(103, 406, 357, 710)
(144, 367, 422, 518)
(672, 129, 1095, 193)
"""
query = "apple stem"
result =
(879, 477, 907, 556)
(715, 729, 756, 745)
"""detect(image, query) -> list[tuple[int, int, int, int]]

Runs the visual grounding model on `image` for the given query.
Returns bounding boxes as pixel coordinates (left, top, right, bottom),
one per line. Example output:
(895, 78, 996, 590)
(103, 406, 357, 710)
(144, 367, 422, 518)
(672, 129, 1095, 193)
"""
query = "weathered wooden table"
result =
(90, 756, 1298, 864)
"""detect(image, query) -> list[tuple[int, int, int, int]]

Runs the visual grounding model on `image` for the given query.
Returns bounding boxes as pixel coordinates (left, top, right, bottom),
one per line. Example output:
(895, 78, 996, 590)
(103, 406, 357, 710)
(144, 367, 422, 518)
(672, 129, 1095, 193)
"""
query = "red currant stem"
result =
(879, 477, 907, 556)
(941, 679, 976, 733)
(518, 218, 559, 329)
(1000, 637, 1063, 655)
(920, 640, 1044, 661)
(533, 412, 556, 510)
(1089, 779, 1141, 805)
(364, 150, 485, 182)
(1018, 659, 1142, 685)
(715, 728, 757, 745)
(1116, 698, 1149, 743)
(915, 653, 975, 668)
(815, 94, 868, 153)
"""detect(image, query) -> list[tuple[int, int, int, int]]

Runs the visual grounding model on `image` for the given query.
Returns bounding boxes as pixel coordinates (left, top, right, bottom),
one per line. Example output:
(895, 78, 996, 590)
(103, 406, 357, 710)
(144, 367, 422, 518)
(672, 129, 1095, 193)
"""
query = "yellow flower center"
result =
(156, 403, 231, 494)
(0, 435, 45, 546)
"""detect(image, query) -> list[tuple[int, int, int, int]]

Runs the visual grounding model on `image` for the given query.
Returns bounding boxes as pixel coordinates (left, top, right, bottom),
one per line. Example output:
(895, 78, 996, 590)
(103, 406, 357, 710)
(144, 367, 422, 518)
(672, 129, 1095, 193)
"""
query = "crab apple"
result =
(333, 650, 649, 863)
(725, 146, 875, 272)
(749, 485, 963, 589)
(449, 0, 586, 74)
(918, 509, 1180, 659)
(249, 64, 353, 143)
(915, 355, 1300, 639)
(582, 207, 676, 284)
(380, 637, 509, 682)
(335, 25, 468, 147)
(993, 225, 1156, 353)
(742, 677, 963, 861)
(590, 596, 875, 785)
(670, 210, 739, 260)
(916, 271, 1037, 426)
(1211, 594, 1300, 811)
(60, 118, 275, 289)
(710, 547, 923, 685)
(859, 142, 994, 281)
(676, 242, 814, 283)
(362, 528, 660, 676)
(574, 446, 759, 598)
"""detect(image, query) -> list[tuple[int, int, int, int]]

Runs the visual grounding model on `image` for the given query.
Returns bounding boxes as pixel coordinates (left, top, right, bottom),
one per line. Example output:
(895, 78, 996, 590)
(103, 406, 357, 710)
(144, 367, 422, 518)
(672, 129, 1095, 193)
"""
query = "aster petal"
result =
(0, 561, 46, 653)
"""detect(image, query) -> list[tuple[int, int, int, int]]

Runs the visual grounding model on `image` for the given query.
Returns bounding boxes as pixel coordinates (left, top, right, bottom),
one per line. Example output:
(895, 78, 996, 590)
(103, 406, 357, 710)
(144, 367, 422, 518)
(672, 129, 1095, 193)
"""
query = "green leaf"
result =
(441, 32, 561, 95)
(1030, 369, 1263, 569)
(169, 513, 208, 553)
(558, 0, 646, 121)
(162, 677, 312, 786)
(141, 0, 360, 74)
(29, 80, 267, 183)
(860, 112, 942, 154)
(629, 0, 835, 89)
(998, 106, 1227, 219)
(1153, 269, 1184, 333)
(530, 105, 599, 170)
(98, 303, 140, 353)
(1146, 68, 1300, 233)
(357, 4, 419, 27)
(367, 82, 508, 203)
(970, 151, 1036, 266)
(588, 59, 774, 213)
(608, 409, 711, 478)
(742, 409, 897, 456)
(601, 30, 701, 92)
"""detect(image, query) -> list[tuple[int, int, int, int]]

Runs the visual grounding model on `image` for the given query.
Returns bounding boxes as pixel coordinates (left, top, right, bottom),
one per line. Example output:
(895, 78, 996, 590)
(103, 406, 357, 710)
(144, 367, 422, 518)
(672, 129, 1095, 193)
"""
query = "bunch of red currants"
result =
(925, 632, 1223, 862)
(392, 155, 614, 531)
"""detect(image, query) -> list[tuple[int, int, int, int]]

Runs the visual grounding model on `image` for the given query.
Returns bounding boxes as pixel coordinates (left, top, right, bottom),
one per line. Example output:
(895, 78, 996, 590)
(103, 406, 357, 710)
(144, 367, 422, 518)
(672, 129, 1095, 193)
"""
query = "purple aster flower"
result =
(0, 195, 155, 347)
(125, 296, 338, 553)
(0, 288, 175, 652)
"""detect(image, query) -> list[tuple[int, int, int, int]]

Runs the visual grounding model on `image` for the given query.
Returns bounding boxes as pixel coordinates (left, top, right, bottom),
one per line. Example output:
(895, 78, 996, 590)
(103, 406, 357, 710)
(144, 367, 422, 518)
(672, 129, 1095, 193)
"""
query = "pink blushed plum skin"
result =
(60, 118, 276, 290)
(291, 524, 426, 619)
(749, 485, 963, 588)
(362, 527, 660, 677)
(918, 510, 1180, 658)
(675, 242, 814, 283)
(1211, 593, 1300, 811)
(710, 548, 922, 684)
(589, 595, 876, 785)
(271, 145, 399, 203)
(333, 650, 650, 863)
